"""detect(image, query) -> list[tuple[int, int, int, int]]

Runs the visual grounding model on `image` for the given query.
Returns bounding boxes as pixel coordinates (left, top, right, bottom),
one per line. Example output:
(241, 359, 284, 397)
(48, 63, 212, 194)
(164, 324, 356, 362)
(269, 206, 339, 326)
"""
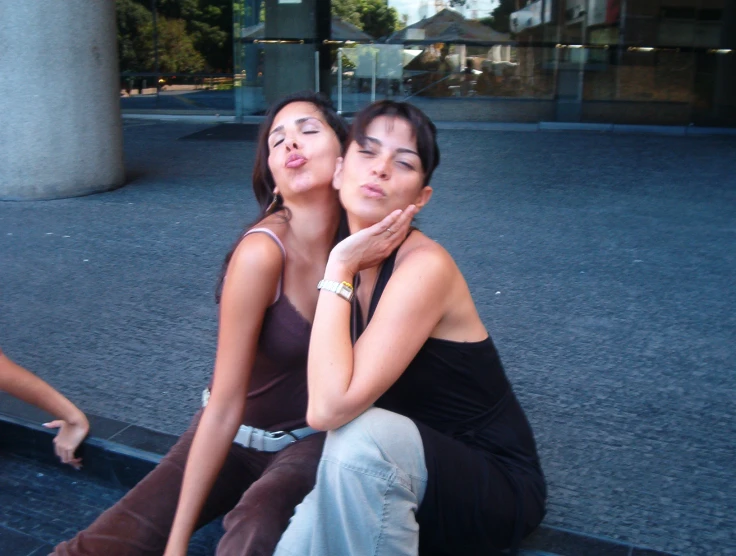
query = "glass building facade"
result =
(118, 0, 735, 127)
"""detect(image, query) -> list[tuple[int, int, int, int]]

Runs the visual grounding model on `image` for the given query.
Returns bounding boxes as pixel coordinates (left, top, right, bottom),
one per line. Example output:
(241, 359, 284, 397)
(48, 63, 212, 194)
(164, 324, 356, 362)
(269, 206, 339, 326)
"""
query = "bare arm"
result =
(0, 351, 89, 468)
(163, 234, 282, 556)
(306, 217, 452, 430)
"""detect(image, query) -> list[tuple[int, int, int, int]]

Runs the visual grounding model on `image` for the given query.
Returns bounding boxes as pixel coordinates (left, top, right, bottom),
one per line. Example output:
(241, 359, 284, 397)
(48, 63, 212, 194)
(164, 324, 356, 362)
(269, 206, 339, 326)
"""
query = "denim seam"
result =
(372, 472, 395, 556)
(321, 456, 397, 482)
(370, 420, 428, 484)
(324, 456, 427, 485)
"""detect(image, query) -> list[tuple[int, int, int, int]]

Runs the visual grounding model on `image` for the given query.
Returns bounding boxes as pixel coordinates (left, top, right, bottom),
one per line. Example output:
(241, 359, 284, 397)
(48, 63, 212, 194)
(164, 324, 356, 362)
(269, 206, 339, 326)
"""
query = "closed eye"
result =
(358, 150, 375, 156)
(397, 161, 414, 169)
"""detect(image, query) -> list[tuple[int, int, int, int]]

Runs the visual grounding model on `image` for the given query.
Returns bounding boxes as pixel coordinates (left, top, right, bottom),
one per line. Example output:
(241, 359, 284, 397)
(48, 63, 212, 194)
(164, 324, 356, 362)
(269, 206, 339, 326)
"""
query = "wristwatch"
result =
(317, 279, 354, 302)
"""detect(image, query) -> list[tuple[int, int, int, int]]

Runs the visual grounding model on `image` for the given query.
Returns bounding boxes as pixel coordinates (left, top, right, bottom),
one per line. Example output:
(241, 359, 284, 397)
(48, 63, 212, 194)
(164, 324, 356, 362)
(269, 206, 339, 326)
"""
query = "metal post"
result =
(337, 48, 343, 114)
(151, 0, 159, 101)
(577, 0, 589, 105)
(315, 50, 320, 92)
(371, 49, 377, 102)
(616, 0, 628, 99)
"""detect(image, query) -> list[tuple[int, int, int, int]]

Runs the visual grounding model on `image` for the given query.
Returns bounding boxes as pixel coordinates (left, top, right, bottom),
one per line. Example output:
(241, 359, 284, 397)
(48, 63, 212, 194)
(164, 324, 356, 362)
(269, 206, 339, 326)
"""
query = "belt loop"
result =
(241, 425, 254, 448)
(251, 428, 265, 451)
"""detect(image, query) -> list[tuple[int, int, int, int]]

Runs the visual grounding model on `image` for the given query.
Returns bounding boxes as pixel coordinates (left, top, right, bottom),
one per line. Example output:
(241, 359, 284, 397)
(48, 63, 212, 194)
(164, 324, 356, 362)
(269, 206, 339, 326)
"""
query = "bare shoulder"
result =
(227, 227, 284, 282)
(396, 230, 456, 272)
(394, 231, 456, 281)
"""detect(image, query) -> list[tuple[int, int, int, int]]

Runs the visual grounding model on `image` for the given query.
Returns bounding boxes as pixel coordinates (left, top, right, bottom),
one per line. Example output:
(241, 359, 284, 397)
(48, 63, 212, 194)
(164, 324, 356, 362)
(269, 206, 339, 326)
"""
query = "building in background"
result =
(115, 0, 734, 127)
(508, 0, 734, 125)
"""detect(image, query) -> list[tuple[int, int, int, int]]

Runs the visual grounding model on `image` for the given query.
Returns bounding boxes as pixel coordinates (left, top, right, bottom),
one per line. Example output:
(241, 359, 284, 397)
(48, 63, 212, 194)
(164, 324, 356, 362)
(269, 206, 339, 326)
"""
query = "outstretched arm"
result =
(0, 350, 89, 468)
(164, 234, 282, 556)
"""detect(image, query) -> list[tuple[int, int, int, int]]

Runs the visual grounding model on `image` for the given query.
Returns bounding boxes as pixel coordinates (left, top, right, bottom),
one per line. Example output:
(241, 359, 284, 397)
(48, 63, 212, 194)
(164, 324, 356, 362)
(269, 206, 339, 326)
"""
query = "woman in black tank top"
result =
(274, 101, 546, 556)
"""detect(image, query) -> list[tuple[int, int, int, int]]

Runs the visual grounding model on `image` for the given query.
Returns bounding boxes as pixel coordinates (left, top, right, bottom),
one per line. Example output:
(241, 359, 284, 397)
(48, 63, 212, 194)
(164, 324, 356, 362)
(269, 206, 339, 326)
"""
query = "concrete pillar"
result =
(0, 1, 125, 200)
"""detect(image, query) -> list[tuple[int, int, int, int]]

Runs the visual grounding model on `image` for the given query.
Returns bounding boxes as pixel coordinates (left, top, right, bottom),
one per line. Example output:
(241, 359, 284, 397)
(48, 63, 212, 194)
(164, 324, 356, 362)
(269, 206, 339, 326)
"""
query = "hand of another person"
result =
(43, 416, 89, 470)
(328, 205, 418, 276)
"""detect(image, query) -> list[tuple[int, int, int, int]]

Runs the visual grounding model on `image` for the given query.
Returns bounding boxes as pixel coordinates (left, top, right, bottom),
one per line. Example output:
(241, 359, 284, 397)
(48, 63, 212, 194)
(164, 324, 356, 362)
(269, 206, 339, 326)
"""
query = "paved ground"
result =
(1, 121, 734, 555)
(0, 452, 221, 555)
(120, 88, 555, 123)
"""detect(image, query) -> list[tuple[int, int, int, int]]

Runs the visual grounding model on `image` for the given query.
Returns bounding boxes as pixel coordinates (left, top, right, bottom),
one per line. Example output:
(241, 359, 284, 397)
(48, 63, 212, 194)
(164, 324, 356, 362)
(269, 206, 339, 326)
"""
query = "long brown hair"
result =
(216, 92, 348, 302)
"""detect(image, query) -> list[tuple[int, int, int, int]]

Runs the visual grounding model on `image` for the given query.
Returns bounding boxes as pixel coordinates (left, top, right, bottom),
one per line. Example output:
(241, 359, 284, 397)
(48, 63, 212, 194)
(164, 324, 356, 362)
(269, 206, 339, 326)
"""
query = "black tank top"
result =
(354, 246, 542, 472)
(354, 243, 546, 552)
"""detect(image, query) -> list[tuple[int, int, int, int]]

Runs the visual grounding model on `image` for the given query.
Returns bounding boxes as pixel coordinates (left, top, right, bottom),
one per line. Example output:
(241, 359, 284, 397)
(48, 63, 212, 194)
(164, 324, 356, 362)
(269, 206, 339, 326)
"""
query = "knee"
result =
(323, 408, 421, 466)
(219, 513, 283, 556)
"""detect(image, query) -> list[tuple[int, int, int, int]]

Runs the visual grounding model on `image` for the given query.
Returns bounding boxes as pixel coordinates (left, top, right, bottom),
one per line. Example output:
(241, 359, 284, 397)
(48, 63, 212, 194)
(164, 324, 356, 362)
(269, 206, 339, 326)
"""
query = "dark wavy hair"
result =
(216, 91, 348, 302)
(348, 100, 440, 187)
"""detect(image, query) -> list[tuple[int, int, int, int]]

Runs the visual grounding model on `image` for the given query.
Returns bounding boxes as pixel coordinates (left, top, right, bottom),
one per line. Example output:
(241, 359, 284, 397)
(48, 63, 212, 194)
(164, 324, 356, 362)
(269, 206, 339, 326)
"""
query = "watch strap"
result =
(317, 279, 354, 302)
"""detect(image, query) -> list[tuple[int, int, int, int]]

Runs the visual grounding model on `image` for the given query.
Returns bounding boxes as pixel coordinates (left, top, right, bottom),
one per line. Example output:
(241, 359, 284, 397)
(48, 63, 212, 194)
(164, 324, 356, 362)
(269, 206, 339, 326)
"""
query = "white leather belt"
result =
(202, 389, 318, 453)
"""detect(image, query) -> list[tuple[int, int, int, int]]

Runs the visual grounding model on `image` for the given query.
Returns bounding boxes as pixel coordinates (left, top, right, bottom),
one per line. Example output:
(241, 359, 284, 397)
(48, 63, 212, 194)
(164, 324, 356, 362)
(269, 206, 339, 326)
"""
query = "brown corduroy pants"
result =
(53, 412, 325, 556)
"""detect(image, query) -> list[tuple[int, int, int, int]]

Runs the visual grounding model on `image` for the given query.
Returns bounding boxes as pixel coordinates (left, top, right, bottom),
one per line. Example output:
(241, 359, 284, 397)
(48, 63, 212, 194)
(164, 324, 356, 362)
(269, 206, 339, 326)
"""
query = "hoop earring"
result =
(266, 193, 281, 214)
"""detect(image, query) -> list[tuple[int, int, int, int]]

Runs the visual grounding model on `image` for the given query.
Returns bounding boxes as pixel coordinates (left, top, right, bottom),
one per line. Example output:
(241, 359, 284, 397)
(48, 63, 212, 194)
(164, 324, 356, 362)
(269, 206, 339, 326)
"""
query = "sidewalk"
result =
(0, 452, 222, 555)
(1, 120, 734, 555)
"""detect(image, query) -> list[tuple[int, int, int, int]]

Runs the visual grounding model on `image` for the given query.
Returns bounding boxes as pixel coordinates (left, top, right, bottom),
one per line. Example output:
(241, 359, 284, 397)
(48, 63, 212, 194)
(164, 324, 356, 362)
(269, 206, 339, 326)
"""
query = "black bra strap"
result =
(366, 249, 398, 325)
(352, 229, 416, 341)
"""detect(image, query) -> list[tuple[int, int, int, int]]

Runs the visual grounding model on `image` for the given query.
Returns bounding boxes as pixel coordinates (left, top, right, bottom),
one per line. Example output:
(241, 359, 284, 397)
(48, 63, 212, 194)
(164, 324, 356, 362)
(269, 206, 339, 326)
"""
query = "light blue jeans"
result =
(274, 407, 429, 556)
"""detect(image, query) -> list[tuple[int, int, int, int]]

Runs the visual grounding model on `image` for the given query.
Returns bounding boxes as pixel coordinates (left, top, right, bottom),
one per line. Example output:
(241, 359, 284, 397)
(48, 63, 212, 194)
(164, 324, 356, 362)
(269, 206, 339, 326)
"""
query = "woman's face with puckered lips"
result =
(336, 115, 432, 226)
(267, 101, 342, 200)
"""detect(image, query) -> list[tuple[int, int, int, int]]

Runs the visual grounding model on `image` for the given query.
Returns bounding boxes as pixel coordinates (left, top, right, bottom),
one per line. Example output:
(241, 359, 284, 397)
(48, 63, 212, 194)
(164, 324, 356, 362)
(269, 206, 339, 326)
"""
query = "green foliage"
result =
(155, 17, 207, 72)
(331, 0, 403, 39)
(359, 0, 402, 38)
(117, 0, 155, 72)
(332, 0, 363, 28)
(116, 0, 232, 73)
(489, 0, 517, 34)
(116, 0, 408, 74)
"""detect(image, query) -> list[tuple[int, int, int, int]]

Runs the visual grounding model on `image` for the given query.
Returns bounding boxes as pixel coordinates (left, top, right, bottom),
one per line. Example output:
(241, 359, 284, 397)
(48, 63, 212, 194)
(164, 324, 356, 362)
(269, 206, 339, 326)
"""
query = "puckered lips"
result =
(285, 153, 307, 169)
(360, 183, 386, 198)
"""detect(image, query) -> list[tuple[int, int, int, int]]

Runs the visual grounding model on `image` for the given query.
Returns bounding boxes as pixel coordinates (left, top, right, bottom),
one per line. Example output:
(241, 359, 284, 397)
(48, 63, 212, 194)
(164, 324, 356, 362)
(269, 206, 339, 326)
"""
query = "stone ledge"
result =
(0, 400, 676, 556)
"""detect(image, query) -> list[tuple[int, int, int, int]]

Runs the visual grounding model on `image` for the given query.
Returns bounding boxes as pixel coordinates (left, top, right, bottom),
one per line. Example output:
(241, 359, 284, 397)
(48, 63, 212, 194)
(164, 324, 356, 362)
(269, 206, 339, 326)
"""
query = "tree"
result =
(116, 0, 207, 73)
(488, 0, 517, 34)
(154, 0, 233, 71)
(332, 0, 363, 29)
(358, 0, 402, 39)
(117, 0, 155, 72)
(154, 17, 207, 72)
(331, 0, 402, 39)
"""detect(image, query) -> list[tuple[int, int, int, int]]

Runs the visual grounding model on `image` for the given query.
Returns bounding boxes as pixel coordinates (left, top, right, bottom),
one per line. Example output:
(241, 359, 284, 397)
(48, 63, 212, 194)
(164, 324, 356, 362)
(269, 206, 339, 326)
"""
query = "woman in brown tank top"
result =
(53, 92, 348, 556)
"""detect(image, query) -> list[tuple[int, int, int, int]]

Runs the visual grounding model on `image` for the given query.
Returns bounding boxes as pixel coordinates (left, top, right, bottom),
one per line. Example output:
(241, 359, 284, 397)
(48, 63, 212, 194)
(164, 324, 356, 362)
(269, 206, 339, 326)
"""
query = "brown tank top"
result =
(218, 228, 313, 432)
(240, 294, 312, 432)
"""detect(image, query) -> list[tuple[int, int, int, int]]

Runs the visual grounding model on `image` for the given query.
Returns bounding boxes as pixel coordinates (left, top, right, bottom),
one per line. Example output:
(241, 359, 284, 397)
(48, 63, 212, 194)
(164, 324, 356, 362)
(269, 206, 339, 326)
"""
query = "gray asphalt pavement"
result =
(0, 452, 221, 555)
(0, 120, 734, 555)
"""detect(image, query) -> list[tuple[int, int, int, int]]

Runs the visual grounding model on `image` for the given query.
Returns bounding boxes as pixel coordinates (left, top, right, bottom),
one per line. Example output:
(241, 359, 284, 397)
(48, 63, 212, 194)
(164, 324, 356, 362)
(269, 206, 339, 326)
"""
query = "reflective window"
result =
(118, 0, 735, 127)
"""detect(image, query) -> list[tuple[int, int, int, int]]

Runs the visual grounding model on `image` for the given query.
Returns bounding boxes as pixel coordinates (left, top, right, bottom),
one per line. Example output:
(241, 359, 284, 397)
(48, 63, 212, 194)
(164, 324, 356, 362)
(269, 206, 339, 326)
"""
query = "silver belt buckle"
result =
(266, 430, 297, 451)
(270, 430, 298, 443)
